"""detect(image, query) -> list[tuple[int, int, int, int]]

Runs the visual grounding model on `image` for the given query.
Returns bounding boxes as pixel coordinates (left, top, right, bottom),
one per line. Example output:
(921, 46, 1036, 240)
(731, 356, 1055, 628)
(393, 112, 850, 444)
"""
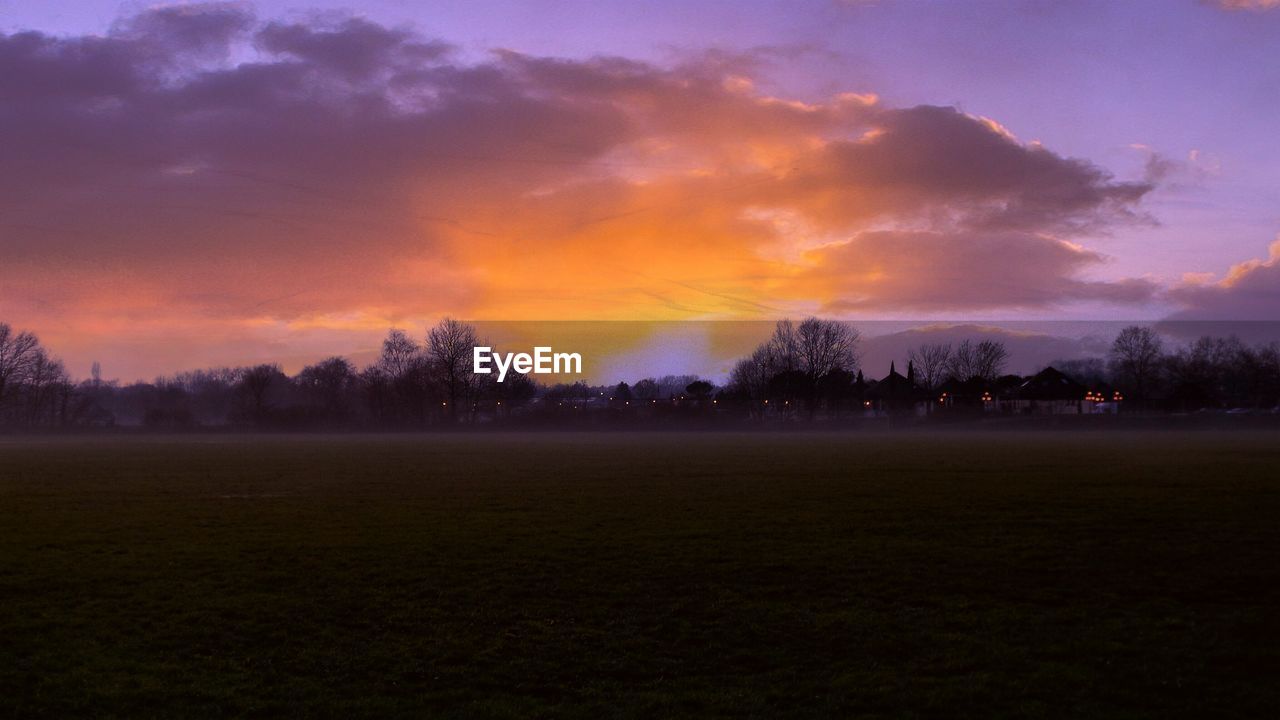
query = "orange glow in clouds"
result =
(0, 11, 1167, 378)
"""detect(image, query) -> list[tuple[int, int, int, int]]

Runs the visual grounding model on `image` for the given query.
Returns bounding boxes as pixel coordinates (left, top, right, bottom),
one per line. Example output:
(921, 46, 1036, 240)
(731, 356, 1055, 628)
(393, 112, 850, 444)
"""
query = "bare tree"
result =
(371, 329, 434, 424)
(21, 349, 70, 427)
(795, 317, 861, 383)
(759, 318, 860, 381)
(728, 318, 860, 417)
(297, 356, 358, 421)
(1109, 326, 1163, 406)
(946, 339, 1008, 382)
(765, 319, 799, 374)
(1164, 335, 1253, 410)
(359, 365, 392, 424)
(426, 317, 479, 421)
(972, 340, 1009, 381)
(0, 323, 41, 410)
(728, 345, 773, 417)
(377, 329, 422, 381)
(239, 364, 283, 420)
(907, 343, 952, 391)
(946, 340, 977, 382)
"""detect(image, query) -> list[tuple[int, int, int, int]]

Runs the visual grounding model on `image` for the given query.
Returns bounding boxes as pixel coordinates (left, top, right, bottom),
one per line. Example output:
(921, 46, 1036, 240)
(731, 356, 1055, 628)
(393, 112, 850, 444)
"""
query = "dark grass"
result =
(2, 431, 1278, 718)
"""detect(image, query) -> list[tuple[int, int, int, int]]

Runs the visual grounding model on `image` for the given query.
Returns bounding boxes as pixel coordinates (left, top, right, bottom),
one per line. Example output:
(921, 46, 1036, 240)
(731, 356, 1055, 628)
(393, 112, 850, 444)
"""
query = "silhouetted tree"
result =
(738, 317, 861, 417)
(795, 317, 861, 384)
(766, 319, 800, 375)
(633, 378, 660, 401)
(1164, 335, 1258, 410)
(239, 364, 283, 422)
(685, 380, 713, 398)
(20, 349, 71, 427)
(372, 329, 431, 425)
(1109, 326, 1163, 408)
(379, 330, 421, 379)
(297, 356, 358, 423)
(0, 323, 41, 415)
(907, 343, 952, 391)
(685, 380, 713, 408)
(359, 365, 392, 424)
(546, 380, 592, 405)
(947, 339, 1008, 382)
(163, 367, 242, 425)
(817, 368, 857, 417)
(728, 346, 772, 418)
(767, 369, 808, 414)
(494, 371, 538, 414)
(1256, 343, 1280, 408)
(426, 318, 478, 422)
(612, 381, 633, 407)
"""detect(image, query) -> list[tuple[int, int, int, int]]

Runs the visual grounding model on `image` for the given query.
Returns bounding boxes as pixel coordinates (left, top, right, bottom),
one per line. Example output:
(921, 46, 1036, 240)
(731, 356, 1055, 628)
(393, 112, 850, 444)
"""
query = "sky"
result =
(1, 0, 1278, 380)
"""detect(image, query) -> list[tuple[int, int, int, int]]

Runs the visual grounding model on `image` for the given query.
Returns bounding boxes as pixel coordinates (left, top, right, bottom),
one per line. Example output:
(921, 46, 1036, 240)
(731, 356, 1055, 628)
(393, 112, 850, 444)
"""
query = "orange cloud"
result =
(0, 5, 1159, 376)
(1168, 237, 1280, 320)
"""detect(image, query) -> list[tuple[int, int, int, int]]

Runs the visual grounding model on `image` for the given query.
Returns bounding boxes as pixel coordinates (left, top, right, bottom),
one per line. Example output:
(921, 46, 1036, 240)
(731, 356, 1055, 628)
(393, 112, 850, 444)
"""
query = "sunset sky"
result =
(2, 0, 1278, 380)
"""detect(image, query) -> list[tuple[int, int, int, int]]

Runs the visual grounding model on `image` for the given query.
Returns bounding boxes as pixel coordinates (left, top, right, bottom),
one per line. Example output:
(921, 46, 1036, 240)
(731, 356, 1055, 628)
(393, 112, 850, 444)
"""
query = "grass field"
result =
(2, 431, 1278, 718)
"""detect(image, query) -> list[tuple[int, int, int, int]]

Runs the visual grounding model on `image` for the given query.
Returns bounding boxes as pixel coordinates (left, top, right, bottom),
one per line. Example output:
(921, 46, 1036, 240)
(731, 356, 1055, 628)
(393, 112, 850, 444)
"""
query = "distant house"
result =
(866, 362, 929, 416)
(1082, 381, 1124, 415)
(1011, 366, 1088, 414)
(852, 370, 868, 409)
(936, 376, 998, 413)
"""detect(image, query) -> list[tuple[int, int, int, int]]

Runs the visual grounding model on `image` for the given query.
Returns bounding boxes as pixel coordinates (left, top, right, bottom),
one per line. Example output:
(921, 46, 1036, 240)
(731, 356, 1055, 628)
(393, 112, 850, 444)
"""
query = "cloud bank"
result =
(0, 3, 1169, 374)
(1168, 238, 1280, 320)
(1210, 0, 1280, 11)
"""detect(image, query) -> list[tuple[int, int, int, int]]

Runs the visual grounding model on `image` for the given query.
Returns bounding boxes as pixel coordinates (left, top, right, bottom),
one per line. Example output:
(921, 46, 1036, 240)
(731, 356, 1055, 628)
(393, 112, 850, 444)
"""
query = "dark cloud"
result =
(255, 17, 451, 79)
(775, 105, 1152, 234)
(800, 229, 1156, 313)
(0, 31, 142, 102)
(112, 2, 253, 63)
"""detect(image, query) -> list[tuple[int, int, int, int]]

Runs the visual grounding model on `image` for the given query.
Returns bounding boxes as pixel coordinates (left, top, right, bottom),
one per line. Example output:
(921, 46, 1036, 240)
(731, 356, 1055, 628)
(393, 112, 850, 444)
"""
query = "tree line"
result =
(0, 318, 540, 430)
(1, 318, 1279, 431)
(1096, 326, 1280, 412)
